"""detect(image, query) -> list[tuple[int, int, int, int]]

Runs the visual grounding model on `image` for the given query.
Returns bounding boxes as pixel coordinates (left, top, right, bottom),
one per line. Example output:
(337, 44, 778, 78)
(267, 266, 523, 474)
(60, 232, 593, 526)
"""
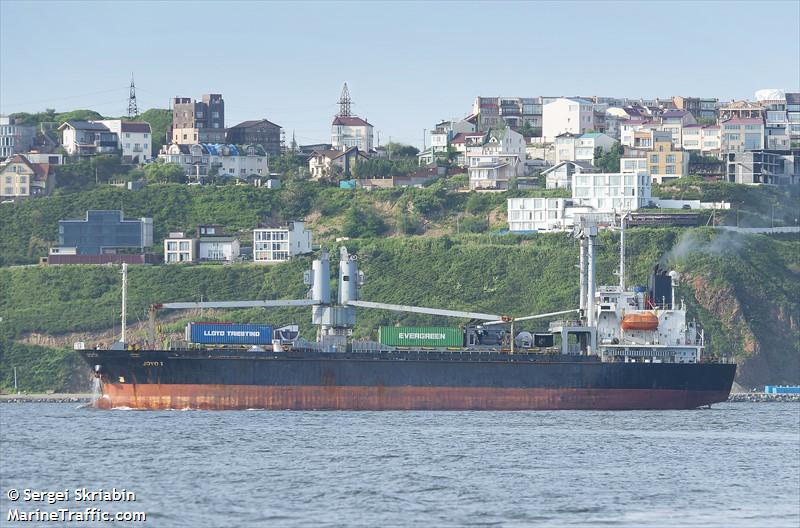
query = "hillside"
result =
(1, 230, 798, 392)
(0, 180, 568, 266)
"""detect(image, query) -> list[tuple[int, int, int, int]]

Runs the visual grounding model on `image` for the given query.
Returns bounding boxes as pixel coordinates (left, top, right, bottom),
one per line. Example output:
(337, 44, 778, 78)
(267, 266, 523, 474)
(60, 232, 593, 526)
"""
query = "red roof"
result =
(3, 154, 50, 181)
(121, 122, 152, 133)
(721, 118, 763, 125)
(332, 116, 371, 127)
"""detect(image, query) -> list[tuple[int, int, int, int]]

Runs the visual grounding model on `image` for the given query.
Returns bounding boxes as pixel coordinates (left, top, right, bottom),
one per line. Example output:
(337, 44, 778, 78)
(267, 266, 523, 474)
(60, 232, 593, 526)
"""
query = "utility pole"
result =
(120, 263, 128, 344)
(13, 367, 18, 394)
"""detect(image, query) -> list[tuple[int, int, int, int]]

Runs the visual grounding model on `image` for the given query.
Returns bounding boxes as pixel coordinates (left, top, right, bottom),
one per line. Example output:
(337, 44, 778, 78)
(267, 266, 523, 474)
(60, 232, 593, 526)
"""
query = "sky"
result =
(1, 0, 799, 148)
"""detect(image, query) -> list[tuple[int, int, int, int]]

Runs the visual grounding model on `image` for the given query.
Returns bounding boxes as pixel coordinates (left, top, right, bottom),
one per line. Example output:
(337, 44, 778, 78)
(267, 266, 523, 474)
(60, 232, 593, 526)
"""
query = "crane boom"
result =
(157, 300, 316, 310)
(346, 299, 503, 321)
(483, 309, 578, 325)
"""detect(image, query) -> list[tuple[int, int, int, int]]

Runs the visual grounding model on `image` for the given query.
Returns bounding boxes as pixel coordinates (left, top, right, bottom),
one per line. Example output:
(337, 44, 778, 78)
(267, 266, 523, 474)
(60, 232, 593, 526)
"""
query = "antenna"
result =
(338, 82, 352, 117)
(127, 74, 139, 118)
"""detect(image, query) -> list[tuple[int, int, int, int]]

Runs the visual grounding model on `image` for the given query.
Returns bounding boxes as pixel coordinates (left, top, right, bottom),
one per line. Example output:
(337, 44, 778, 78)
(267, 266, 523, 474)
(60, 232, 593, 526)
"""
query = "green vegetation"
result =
(594, 142, 624, 172)
(0, 229, 797, 392)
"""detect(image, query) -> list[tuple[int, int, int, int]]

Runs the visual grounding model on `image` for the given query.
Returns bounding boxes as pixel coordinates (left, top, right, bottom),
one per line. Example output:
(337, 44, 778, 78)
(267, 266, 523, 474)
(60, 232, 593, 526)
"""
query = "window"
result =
(144, 133, 149, 138)
(179, 241, 190, 251)
(167, 242, 177, 251)
(666, 155, 676, 163)
(125, 133, 130, 138)
(665, 165, 676, 174)
(650, 154, 658, 163)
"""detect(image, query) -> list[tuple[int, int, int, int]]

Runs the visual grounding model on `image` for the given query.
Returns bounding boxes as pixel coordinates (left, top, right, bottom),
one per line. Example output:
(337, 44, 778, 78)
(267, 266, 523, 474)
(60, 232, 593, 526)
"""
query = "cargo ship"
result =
(79, 217, 736, 410)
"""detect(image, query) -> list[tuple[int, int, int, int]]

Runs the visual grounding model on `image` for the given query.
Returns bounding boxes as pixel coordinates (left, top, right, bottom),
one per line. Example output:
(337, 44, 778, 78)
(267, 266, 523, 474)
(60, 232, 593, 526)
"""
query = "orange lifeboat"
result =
(621, 312, 659, 331)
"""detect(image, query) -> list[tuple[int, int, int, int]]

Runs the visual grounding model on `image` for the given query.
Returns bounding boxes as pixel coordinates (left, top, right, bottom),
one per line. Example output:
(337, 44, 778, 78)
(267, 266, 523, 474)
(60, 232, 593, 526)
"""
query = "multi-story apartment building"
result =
(97, 120, 152, 163)
(721, 118, 765, 152)
(643, 135, 690, 183)
(0, 115, 36, 160)
(58, 121, 119, 156)
(787, 93, 800, 147)
(467, 127, 526, 190)
(508, 171, 651, 232)
(724, 150, 798, 185)
(671, 96, 719, 121)
(756, 90, 791, 151)
(253, 221, 312, 263)
(472, 97, 544, 135)
(541, 160, 598, 190)
(226, 119, 282, 155)
(0, 154, 55, 199)
(172, 94, 225, 144)
(542, 98, 594, 141)
(418, 118, 476, 165)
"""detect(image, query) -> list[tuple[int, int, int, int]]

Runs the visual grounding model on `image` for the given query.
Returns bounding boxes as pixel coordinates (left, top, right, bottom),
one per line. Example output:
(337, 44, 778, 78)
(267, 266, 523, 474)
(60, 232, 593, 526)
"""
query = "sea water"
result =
(1, 402, 798, 527)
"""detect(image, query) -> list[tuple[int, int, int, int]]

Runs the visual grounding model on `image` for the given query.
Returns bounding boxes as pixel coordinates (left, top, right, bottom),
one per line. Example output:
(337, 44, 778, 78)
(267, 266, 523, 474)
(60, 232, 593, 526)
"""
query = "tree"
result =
(342, 204, 387, 237)
(594, 142, 624, 173)
(143, 162, 187, 184)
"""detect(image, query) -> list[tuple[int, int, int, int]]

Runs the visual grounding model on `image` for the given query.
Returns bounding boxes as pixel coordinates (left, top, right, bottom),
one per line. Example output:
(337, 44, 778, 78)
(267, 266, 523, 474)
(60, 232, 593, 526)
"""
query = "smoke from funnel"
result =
(659, 230, 747, 267)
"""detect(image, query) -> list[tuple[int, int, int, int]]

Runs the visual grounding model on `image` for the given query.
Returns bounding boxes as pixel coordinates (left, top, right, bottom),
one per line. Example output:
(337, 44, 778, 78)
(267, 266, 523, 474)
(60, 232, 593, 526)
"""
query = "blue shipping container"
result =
(187, 323, 273, 345)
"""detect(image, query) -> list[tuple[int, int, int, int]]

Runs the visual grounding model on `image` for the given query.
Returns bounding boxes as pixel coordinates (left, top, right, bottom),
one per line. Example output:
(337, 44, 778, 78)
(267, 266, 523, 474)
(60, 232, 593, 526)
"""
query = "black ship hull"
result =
(80, 348, 736, 410)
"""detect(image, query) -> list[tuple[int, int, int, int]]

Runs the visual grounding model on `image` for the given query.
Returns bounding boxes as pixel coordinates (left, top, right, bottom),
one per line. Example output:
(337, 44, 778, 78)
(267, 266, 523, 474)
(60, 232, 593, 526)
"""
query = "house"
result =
(542, 98, 594, 141)
(541, 160, 598, 189)
(163, 225, 240, 263)
(163, 232, 197, 263)
(681, 125, 721, 156)
(49, 210, 153, 263)
(97, 120, 153, 163)
(718, 100, 763, 121)
(0, 115, 36, 160)
(172, 94, 225, 144)
(756, 90, 791, 151)
(467, 127, 526, 190)
(158, 143, 269, 179)
(308, 147, 368, 180)
(658, 110, 697, 147)
(0, 154, 55, 199)
(226, 119, 282, 156)
(58, 121, 118, 156)
(553, 132, 615, 165)
(331, 84, 373, 153)
(447, 131, 487, 166)
(418, 118, 476, 165)
(253, 221, 312, 263)
(721, 118, 765, 152)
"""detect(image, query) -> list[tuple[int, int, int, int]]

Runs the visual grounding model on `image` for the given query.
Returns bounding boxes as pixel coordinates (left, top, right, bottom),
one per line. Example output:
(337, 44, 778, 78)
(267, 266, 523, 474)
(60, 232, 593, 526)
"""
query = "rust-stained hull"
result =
(97, 383, 732, 411)
(83, 348, 736, 411)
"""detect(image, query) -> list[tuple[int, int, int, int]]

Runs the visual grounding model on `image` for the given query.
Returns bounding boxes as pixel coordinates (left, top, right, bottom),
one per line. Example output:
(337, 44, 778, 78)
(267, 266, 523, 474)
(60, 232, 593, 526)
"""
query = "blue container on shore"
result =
(187, 323, 273, 345)
(764, 385, 800, 394)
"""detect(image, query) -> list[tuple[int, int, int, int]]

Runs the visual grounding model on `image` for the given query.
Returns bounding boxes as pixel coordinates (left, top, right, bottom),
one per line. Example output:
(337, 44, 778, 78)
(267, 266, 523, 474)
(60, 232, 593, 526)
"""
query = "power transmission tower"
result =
(127, 74, 139, 118)
(338, 82, 352, 117)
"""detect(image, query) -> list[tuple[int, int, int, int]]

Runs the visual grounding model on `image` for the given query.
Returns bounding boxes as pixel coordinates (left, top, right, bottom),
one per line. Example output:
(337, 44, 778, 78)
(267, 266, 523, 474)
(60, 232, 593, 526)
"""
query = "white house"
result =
(97, 120, 152, 163)
(163, 225, 240, 263)
(253, 221, 312, 263)
(681, 125, 721, 155)
(541, 160, 598, 189)
(331, 116, 374, 153)
(542, 98, 594, 141)
(553, 132, 615, 165)
(58, 121, 118, 156)
(467, 127, 526, 190)
(158, 143, 269, 179)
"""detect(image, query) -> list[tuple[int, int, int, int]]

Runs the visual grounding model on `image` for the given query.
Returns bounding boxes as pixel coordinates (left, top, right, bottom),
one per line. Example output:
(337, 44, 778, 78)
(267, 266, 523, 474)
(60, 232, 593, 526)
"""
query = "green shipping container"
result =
(378, 326, 463, 348)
